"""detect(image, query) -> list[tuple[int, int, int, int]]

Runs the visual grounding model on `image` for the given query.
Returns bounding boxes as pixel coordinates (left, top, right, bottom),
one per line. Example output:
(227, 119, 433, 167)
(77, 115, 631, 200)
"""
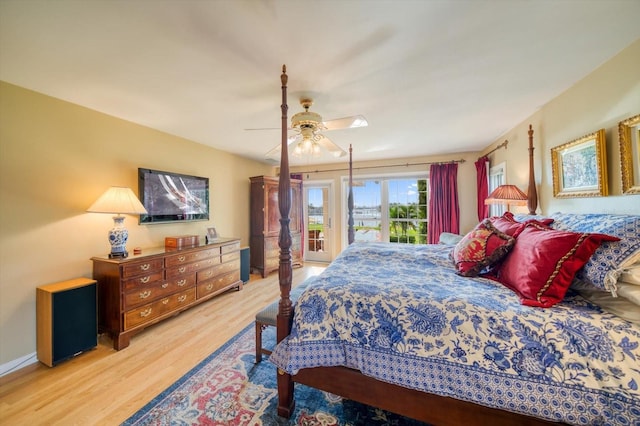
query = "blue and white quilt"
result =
(271, 242, 640, 425)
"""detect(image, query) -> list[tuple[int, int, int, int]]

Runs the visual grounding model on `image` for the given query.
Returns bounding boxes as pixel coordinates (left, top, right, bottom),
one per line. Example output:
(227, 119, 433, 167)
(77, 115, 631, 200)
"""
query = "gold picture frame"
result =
(619, 114, 640, 195)
(551, 129, 608, 198)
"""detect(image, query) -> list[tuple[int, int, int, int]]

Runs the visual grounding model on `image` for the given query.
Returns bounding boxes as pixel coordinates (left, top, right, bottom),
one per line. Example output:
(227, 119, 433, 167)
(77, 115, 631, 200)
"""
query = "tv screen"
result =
(138, 168, 209, 224)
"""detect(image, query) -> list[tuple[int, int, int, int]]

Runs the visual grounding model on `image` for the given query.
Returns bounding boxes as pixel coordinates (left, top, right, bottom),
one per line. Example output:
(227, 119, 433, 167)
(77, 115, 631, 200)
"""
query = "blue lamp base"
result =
(108, 215, 129, 258)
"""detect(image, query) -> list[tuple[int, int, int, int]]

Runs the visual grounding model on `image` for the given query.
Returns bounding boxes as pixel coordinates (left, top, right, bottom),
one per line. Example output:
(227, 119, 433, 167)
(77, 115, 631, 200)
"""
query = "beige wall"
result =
(482, 40, 640, 215)
(0, 82, 272, 366)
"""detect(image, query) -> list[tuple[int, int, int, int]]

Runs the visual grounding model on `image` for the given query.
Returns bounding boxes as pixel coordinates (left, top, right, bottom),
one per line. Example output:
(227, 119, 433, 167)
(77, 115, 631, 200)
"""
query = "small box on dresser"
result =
(92, 238, 242, 350)
(165, 235, 200, 249)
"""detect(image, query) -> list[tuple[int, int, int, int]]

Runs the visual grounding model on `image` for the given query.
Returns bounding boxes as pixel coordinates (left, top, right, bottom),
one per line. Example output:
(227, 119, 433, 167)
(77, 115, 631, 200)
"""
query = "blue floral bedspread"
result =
(270, 242, 640, 425)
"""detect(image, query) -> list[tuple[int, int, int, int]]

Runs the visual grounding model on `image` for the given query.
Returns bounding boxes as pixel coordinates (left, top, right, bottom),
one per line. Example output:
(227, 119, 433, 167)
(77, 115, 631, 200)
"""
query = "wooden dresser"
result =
(92, 238, 241, 350)
(250, 175, 302, 277)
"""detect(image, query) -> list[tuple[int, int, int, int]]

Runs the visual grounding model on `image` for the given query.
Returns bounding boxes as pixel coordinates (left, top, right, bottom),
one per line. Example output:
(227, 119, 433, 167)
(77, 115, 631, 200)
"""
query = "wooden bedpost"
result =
(527, 124, 538, 215)
(276, 64, 295, 418)
(348, 144, 355, 244)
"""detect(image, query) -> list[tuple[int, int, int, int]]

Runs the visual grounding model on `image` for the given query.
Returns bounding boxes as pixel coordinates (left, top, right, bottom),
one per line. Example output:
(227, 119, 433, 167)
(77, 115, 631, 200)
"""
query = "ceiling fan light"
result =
(303, 139, 313, 150)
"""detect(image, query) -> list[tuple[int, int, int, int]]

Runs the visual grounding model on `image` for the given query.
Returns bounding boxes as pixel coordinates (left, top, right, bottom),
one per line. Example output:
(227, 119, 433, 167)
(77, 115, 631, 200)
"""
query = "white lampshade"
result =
(87, 186, 147, 258)
(87, 187, 147, 214)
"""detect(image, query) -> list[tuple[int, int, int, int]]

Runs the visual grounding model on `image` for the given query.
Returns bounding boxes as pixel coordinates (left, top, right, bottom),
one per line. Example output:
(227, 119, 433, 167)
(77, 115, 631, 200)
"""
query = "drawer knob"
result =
(140, 264, 151, 271)
(139, 290, 151, 299)
(177, 279, 187, 286)
(140, 308, 152, 317)
(162, 299, 169, 305)
(179, 267, 186, 273)
(178, 255, 186, 262)
(206, 283, 213, 290)
(140, 276, 150, 284)
(178, 295, 187, 303)
(161, 283, 169, 289)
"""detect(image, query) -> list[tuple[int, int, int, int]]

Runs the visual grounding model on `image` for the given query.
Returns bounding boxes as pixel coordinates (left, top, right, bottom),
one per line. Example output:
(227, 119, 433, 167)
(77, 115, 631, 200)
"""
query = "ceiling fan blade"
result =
(246, 126, 296, 131)
(323, 115, 368, 131)
(264, 135, 299, 158)
(316, 135, 347, 158)
(245, 126, 279, 131)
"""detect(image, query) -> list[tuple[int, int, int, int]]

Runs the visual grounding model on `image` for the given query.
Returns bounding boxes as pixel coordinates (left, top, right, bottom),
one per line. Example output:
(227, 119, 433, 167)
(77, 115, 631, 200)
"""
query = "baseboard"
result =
(0, 352, 38, 377)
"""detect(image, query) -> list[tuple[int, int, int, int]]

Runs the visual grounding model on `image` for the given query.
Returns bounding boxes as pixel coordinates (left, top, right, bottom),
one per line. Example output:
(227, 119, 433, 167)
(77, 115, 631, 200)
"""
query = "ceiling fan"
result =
(253, 98, 367, 160)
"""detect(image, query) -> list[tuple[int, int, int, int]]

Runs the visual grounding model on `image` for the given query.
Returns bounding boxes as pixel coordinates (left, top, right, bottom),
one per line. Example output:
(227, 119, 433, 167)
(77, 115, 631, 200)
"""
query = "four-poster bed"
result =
(272, 66, 640, 425)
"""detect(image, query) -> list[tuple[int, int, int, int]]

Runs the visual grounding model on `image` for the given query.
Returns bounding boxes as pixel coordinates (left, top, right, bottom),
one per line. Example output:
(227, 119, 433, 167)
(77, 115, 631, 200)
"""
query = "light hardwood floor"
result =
(0, 263, 326, 425)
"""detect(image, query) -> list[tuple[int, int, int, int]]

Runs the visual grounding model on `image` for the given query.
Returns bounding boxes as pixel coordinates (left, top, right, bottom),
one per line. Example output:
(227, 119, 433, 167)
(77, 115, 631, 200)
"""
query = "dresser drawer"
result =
(124, 281, 175, 309)
(196, 267, 217, 283)
(221, 250, 240, 263)
(165, 273, 196, 290)
(221, 241, 240, 254)
(165, 248, 219, 267)
(121, 259, 164, 278)
(165, 257, 219, 279)
(123, 271, 164, 292)
(124, 288, 196, 330)
(217, 258, 241, 276)
(197, 271, 241, 298)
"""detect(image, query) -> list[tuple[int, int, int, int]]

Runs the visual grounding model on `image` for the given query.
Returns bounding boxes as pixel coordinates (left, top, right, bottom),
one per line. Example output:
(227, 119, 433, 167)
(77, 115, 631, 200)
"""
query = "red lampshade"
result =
(484, 185, 528, 206)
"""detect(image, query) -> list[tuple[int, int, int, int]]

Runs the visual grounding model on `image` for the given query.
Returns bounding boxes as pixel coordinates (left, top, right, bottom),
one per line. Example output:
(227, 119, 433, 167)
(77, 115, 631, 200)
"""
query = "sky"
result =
(307, 178, 420, 209)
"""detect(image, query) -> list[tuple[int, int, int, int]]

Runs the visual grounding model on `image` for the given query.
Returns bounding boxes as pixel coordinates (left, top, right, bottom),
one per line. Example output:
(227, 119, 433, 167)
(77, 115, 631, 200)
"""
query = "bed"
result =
(270, 66, 640, 425)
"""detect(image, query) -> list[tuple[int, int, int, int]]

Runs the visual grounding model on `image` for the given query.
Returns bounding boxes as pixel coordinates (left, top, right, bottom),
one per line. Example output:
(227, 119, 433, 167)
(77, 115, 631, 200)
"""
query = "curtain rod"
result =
(289, 158, 466, 175)
(483, 140, 508, 158)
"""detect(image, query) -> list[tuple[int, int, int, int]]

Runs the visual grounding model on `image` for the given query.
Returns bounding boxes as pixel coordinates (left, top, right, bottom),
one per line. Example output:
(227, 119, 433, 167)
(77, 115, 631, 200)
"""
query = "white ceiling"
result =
(1, 0, 639, 166)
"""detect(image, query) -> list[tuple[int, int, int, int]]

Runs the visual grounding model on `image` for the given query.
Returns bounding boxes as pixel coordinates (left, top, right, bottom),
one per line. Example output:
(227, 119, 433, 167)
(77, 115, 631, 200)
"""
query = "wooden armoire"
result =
(249, 175, 303, 277)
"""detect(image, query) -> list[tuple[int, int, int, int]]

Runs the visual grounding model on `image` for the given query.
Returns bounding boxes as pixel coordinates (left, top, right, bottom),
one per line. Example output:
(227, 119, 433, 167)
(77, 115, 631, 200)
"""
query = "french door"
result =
(304, 182, 333, 262)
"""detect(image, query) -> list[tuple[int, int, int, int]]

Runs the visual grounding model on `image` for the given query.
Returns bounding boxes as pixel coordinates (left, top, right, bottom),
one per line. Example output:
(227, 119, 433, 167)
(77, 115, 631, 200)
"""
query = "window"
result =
(488, 162, 506, 217)
(344, 175, 428, 245)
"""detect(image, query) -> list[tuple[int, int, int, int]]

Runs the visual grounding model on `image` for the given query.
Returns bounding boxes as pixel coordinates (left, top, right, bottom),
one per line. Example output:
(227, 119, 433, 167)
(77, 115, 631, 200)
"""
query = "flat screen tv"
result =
(138, 168, 209, 224)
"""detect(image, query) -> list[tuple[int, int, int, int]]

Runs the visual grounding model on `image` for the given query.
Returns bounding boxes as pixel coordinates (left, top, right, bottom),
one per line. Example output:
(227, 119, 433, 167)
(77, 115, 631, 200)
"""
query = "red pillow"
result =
(496, 223, 620, 307)
(452, 220, 515, 277)
(488, 212, 554, 238)
(488, 212, 526, 237)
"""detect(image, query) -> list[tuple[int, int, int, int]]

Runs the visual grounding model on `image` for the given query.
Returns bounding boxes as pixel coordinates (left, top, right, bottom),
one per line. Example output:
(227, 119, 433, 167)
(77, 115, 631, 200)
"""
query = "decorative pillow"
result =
(496, 223, 620, 308)
(547, 213, 640, 293)
(488, 212, 527, 237)
(452, 220, 515, 277)
(491, 212, 553, 238)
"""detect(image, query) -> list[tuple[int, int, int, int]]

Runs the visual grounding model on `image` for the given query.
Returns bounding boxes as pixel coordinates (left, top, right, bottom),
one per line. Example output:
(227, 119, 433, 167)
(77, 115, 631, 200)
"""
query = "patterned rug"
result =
(123, 323, 430, 425)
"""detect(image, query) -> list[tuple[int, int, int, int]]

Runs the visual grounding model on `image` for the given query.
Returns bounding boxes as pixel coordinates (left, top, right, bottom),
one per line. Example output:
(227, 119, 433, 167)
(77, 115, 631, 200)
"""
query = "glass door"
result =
(304, 183, 333, 263)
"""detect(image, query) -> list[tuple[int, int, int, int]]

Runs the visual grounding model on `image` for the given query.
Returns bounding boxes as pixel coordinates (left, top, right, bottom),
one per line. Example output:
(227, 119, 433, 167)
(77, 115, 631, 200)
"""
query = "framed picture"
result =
(551, 129, 608, 198)
(206, 227, 219, 243)
(619, 114, 640, 195)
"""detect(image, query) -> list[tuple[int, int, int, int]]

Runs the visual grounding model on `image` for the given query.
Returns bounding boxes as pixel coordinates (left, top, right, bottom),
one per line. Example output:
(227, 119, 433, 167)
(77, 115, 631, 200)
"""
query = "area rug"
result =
(123, 323, 430, 425)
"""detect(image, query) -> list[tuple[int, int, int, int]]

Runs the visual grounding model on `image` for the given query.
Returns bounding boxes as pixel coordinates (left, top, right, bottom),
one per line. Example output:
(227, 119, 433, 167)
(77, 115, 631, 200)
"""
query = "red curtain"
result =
(428, 163, 460, 244)
(475, 156, 489, 221)
(291, 173, 304, 257)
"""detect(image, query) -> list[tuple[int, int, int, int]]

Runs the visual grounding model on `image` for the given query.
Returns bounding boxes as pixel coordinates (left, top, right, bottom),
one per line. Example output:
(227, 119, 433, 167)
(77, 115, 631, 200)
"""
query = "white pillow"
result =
(617, 281, 640, 305)
(575, 281, 640, 325)
(619, 265, 640, 286)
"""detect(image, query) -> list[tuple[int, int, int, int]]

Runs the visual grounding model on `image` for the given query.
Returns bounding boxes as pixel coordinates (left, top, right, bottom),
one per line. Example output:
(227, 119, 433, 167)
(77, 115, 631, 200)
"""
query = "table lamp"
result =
(87, 186, 148, 258)
(484, 184, 528, 211)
